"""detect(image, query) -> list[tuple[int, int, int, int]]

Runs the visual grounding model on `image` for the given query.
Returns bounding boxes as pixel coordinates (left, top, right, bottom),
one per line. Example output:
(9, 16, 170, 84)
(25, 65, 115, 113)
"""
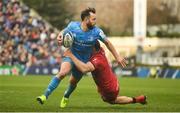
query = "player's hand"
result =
(117, 56, 126, 68)
(63, 49, 72, 57)
(57, 32, 63, 46)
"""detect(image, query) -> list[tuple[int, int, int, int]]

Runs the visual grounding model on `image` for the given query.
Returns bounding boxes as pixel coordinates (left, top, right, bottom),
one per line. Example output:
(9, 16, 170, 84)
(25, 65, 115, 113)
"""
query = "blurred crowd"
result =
(0, 0, 62, 67)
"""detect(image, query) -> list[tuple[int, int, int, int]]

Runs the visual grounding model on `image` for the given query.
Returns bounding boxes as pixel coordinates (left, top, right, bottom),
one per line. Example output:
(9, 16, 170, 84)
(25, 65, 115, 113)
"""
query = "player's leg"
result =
(37, 58, 72, 104)
(100, 81, 147, 105)
(63, 65, 83, 98)
(114, 95, 147, 105)
(64, 75, 80, 98)
(60, 75, 81, 108)
(60, 67, 83, 108)
(114, 96, 134, 104)
(133, 95, 147, 104)
(44, 61, 72, 98)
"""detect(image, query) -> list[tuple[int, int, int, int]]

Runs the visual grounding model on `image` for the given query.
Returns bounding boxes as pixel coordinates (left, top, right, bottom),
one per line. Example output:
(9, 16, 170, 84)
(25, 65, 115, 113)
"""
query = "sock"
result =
(64, 84, 77, 98)
(44, 76, 60, 98)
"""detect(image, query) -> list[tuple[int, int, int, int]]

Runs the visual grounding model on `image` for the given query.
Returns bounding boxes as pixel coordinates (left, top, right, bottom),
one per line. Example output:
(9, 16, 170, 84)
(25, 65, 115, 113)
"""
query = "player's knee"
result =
(102, 99, 115, 104)
(69, 76, 79, 86)
(101, 96, 116, 104)
(69, 80, 77, 86)
(56, 62, 71, 79)
(56, 71, 68, 79)
(109, 100, 116, 104)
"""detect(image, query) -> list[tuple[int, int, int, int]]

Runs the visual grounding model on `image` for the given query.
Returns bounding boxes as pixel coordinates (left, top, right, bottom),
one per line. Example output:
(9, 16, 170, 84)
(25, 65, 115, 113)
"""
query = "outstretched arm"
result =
(104, 39, 126, 68)
(64, 49, 95, 73)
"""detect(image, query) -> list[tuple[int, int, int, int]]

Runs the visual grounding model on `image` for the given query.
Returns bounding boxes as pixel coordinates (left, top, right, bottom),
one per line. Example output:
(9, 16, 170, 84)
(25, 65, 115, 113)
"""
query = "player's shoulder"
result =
(93, 26, 105, 36)
(68, 21, 80, 27)
(67, 21, 80, 30)
(93, 26, 102, 33)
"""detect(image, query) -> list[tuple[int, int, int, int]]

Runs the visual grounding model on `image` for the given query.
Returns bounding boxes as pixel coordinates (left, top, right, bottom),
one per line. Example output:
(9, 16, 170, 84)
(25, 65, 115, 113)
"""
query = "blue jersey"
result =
(64, 21, 107, 63)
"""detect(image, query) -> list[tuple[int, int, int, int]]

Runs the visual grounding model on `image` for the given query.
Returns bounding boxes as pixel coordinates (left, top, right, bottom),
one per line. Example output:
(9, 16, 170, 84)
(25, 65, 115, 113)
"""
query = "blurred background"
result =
(1, 0, 180, 79)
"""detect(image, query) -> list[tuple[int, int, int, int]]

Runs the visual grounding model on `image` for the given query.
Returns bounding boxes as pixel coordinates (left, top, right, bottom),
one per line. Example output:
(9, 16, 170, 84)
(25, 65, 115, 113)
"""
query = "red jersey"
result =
(90, 48, 119, 101)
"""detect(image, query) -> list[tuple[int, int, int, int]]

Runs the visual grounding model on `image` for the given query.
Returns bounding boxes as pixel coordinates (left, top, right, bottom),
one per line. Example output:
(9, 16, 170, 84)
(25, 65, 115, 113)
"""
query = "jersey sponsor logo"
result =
(87, 36, 94, 41)
(74, 41, 92, 47)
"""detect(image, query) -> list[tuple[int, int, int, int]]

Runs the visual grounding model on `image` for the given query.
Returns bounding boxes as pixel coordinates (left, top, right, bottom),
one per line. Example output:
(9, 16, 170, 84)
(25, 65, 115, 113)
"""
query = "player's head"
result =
(81, 7, 96, 30)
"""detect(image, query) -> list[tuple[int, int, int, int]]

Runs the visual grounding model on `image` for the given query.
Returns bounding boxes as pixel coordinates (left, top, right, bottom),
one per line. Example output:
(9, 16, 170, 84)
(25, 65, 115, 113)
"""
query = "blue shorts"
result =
(62, 57, 83, 80)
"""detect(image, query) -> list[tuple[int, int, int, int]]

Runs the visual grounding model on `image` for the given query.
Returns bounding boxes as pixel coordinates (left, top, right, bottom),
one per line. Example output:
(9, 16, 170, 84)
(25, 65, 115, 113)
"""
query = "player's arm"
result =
(63, 49, 95, 73)
(103, 39, 126, 68)
(98, 29, 126, 68)
(57, 22, 73, 46)
(57, 30, 64, 46)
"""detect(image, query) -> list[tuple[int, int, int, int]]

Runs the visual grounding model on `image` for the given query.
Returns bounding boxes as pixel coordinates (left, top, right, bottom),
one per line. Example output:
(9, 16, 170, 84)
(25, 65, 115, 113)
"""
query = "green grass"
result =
(0, 75, 180, 112)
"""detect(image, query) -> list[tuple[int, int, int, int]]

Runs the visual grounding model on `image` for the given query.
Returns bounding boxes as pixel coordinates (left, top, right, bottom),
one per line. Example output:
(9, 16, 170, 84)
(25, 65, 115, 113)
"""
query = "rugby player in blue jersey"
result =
(36, 7, 126, 108)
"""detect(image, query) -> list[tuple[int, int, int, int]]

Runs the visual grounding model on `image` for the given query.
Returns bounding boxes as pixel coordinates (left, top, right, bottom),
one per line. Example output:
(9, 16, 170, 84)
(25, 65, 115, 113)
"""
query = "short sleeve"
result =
(97, 29, 107, 42)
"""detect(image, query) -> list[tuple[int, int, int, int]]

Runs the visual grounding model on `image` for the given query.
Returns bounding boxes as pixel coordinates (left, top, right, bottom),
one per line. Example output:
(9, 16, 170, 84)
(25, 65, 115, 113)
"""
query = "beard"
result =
(87, 23, 95, 30)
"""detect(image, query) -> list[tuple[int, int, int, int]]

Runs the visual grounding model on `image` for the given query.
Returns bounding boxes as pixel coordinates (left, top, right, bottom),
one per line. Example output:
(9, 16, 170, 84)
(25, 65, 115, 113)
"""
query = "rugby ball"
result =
(62, 30, 74, 48)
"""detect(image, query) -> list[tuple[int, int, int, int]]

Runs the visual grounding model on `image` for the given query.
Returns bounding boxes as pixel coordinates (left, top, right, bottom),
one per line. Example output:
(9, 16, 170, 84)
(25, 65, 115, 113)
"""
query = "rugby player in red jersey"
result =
(64, 41, 147, 105)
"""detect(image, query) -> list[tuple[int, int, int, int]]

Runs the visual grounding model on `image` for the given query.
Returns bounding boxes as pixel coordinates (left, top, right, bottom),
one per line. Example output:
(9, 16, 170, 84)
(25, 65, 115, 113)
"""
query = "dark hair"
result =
(81, 7, 96, 21)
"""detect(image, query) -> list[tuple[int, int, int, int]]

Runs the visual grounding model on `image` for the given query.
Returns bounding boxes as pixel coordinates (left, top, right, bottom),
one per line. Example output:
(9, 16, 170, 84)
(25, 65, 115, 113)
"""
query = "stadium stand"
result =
(0, 0, 62, 69)
(1, 0, 180, 78)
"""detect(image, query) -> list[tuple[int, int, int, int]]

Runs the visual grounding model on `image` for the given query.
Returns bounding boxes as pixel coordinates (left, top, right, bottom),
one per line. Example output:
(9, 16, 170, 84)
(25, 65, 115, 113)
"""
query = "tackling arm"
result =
(64, 49, 95, 73)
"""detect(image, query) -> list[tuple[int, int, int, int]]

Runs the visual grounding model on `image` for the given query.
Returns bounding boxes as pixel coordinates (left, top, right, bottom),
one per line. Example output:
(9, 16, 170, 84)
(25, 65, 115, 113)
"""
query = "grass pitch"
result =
(0, 75, 180, 112)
